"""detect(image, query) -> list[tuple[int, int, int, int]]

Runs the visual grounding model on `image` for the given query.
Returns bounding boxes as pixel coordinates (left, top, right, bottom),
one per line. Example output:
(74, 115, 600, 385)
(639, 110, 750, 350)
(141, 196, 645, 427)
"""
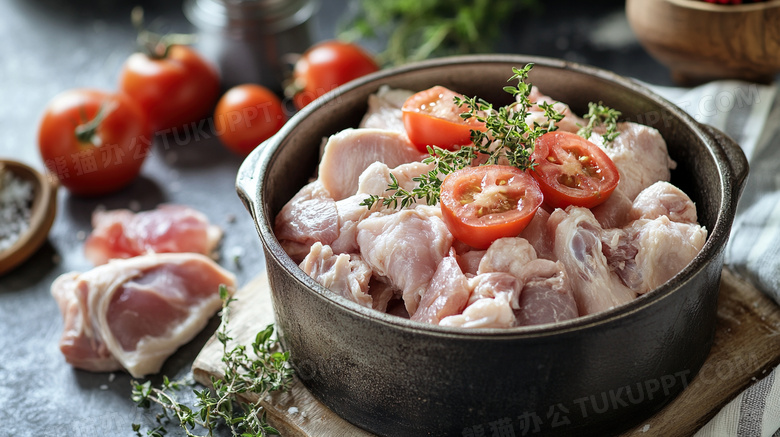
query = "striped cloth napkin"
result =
(648, 80, 779, 436)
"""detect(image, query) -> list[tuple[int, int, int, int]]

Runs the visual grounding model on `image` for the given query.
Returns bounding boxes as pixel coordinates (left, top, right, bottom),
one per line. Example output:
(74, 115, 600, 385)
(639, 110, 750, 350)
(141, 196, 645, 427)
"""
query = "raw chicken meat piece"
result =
(329, 161, 435, 254)
(467, 272, 522, 306)
(329, 194, 374, 255)
(84, 204, 222, 266)
(359, 85, 415, 133)
(476, 237, 578, 326)
(629, 181, 698, 224)
(456, 249, 486, 276)
(299, 242, 372, 308)
(439, 292, 516, 329)
(591, 188, 633, 229)
(51, 253, 236, 378)
(356, 206, 452, 316)
(604, 217, 707, 295)
(514, 259, 579, 326)
(478, 237, 538, 276)
(526, 86, 587, 134)
(518, 208, 555, 259)
(276, 161, 436, 259)
(318, 128, 426, 200)
(549, 207, 637, 315)
(274, 181, 339, 263)
(356, 161, 434, 199)
(597, 183, 704, 294)
(600, 227, 642, 291)
(589, 122, 677, 200)
(412, 250, 470, 324)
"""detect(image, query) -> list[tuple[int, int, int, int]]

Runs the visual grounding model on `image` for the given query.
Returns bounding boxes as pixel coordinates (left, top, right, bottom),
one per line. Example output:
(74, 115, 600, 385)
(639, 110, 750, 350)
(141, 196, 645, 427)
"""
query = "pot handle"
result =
(699, 124, 750, 205)
(235, 140, 267, 219)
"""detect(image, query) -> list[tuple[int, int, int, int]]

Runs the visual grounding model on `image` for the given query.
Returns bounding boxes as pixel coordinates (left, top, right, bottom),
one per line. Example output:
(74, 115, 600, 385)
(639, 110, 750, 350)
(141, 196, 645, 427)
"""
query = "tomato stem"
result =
(74, 101, 117, 146)
(131, 6, 196, 60)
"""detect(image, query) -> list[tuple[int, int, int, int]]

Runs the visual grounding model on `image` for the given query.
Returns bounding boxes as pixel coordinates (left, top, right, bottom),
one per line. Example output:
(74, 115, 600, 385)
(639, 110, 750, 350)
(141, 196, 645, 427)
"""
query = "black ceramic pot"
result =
(236, 55, 748, 437)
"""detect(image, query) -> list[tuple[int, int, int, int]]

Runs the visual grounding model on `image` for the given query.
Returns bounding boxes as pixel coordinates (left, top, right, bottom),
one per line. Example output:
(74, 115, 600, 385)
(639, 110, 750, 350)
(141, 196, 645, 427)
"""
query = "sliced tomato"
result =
(531, 131, 620, 209)
(440, 165, 543, 249)
(401, 86, 485, 153)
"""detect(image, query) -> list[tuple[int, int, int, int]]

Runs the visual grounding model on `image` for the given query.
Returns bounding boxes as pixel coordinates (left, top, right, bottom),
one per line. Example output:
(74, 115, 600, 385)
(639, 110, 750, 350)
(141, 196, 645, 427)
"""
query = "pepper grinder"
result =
(184, 0, 317, 93)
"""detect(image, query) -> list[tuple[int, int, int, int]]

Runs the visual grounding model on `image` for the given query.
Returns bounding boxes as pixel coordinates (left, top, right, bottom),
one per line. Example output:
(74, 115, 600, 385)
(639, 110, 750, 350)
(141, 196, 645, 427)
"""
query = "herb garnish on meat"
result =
(362, 64, 622, 210)
(576, 101, 622, 145)
(362, 64, 564, 209)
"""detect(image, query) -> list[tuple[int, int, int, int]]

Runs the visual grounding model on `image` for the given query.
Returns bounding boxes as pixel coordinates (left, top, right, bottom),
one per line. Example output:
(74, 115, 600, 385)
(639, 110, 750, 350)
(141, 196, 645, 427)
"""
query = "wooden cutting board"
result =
(192, 268, 780, 436)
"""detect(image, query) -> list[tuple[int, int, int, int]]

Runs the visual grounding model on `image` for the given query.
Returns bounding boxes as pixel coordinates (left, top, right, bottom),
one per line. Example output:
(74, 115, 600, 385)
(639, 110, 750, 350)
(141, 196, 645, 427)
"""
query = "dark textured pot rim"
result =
(243, 54, 745, 340)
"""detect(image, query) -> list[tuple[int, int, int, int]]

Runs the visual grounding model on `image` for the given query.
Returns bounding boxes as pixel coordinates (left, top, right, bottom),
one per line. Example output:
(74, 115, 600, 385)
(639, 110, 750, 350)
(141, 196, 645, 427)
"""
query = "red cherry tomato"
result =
(119, 44, 220, 132)
(401, 86, 485, 153)
(531, 131, 620, 209)
(292, 40, 379, 109)
(213, 84, 287, 156)
(38, 89, 152, 196)
(440, 165, 543, 249)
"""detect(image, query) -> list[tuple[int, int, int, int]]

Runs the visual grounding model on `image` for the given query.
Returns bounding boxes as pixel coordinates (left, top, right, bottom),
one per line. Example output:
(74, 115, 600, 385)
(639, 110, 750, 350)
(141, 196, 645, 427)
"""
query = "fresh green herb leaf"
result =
(131, 284, 294, 437)
(576, 101, 622, 145)
(339, 0, 540, 66)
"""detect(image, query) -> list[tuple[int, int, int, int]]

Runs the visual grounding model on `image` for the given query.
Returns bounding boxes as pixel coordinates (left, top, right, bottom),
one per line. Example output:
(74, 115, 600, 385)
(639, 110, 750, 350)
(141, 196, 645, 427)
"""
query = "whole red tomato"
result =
(38, 89, 152, 196)
(119, 44, 220, 132)
(214, 84, 286, 156)
(292, 40, 379, 109)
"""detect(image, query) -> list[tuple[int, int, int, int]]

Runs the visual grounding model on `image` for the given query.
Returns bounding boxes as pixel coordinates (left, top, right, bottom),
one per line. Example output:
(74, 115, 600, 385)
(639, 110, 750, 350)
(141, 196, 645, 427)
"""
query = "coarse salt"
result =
(0, 167, 33, 252)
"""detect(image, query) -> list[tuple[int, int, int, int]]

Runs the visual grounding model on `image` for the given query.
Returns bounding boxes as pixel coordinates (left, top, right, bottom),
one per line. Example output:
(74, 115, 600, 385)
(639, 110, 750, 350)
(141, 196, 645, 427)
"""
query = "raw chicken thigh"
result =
(471, 238, 577, 327)
(51, 253, 236, 378)
(275, 161, 436, 262)
(589, 122, 677, 200)
(299, 242, 373, 308)
(359, 85, 415, 132)
(84, 204, 222, 265)
(274, 181, 339, 263)
(412, 250, 471, 324)
(357, 206, 453, 316)
(317, 128, 425, 200)
(629, 181, 698, 223)
(612, 217, 707, 294)
(550, 207, 637, 315)
(526, 86, 587, 134)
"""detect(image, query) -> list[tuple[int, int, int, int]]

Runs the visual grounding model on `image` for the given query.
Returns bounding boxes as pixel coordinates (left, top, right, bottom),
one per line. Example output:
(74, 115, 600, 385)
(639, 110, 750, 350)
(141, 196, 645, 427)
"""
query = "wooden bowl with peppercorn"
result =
(0, 160, 58, 276)
(626, 0, 780, 85)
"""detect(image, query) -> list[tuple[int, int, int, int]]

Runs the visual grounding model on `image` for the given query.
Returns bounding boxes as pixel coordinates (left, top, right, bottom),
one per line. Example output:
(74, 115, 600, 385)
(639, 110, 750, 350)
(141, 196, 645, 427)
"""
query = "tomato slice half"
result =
(531, 131, 620, 209)
(401, 86, 485, 153)
(440, 165, 543, 249)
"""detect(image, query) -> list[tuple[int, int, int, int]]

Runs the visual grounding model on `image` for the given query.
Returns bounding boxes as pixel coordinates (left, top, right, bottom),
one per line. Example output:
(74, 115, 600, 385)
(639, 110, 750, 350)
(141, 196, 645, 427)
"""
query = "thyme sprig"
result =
(362, 64, 565, 209)
(131, 285, 293, 437)
(576, 101, 622, 145)
(455, 64, 565, 170)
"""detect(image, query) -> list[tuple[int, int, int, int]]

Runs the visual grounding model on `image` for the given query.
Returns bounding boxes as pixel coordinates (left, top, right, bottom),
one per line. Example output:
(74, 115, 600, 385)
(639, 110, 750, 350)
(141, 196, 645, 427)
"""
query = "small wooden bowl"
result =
(0, 160, 58, 276)
(627, 0, 780, 85)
